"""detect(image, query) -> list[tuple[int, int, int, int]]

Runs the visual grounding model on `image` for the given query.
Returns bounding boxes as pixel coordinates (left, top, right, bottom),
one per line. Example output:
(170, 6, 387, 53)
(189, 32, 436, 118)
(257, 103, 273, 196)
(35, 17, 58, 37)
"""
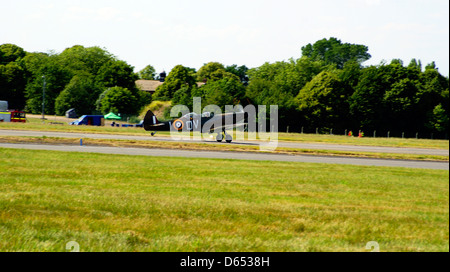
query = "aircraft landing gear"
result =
(216, 130, 233, 143)
(216, 133, 224, 142)
(225, 133, 233, 143)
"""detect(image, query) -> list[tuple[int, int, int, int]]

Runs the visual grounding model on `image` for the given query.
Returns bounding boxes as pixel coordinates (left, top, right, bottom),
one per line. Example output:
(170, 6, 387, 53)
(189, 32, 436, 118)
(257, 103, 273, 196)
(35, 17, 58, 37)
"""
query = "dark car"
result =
(65, 108, 78, 118)
(135, 120, 144, 127)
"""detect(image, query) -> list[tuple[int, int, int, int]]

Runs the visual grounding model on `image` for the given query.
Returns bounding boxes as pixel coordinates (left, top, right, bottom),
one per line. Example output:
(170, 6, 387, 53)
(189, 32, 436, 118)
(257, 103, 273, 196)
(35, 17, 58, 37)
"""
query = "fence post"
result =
(301, 127, 304, 134)
(330, 129, 333, 135)
(402, 132, 404, 139)
(316, 128, 318, 134)
(345, 129, 348, 136)
(416, 132, 418, 139)
(387, 131, 390, 138)
(373, 130, 376, 138)
(286, 126, 289, 133)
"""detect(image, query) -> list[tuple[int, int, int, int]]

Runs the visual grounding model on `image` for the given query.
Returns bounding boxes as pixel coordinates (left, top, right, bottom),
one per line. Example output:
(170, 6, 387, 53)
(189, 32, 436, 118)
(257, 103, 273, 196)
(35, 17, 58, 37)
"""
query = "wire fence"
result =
(283, 126, 449, 140)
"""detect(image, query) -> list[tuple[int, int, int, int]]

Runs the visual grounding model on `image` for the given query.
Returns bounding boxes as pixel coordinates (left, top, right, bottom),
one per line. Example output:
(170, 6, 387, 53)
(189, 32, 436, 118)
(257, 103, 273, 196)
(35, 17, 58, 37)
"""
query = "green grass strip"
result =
(0, 148, 448, 252)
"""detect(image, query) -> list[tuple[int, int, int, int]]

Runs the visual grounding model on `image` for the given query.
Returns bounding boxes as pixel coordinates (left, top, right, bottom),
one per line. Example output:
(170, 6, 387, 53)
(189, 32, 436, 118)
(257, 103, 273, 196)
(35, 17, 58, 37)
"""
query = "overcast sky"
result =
(2, 0, 449, 76)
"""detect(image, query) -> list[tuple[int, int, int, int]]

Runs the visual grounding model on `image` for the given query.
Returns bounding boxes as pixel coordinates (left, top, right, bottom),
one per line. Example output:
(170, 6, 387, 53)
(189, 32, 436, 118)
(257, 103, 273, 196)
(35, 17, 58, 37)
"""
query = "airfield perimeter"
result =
(0, 128, 448, 170)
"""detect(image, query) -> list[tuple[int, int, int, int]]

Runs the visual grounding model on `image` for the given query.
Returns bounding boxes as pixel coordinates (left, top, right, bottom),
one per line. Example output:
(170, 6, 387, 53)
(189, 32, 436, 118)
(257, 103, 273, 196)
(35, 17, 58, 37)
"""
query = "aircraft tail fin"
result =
(143, 110, 159, 131)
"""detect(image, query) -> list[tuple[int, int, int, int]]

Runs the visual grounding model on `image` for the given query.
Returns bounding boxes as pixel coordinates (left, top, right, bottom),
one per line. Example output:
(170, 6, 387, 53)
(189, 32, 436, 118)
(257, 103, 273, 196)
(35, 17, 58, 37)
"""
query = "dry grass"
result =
(0, 136, 447, 162)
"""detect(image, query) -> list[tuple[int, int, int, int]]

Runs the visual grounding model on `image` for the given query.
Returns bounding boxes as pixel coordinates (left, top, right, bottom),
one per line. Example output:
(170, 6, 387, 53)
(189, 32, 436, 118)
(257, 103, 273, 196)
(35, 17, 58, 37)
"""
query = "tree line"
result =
(0, 44, 150, 117)
(152, 38, 449, 138)
(0, 37, 448, 138)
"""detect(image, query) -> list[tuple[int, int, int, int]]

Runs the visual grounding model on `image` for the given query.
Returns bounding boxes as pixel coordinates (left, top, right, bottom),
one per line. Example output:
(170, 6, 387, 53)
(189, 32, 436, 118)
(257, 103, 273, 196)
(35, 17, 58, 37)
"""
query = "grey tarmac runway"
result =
(0, 129, 448, 156)
(0, 142, 448, 170)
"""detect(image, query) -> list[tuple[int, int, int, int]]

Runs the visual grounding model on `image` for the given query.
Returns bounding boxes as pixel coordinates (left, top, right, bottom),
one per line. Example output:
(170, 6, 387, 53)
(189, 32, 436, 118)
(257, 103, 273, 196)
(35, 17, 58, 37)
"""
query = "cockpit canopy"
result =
(201, 112, 214, 118)
(182, 113, 198, 119)
(182, 112, 214, 119)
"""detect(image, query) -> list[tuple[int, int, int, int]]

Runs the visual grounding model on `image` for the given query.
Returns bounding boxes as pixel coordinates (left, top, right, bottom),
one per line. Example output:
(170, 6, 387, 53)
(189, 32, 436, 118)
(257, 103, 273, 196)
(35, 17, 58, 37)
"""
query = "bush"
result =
(139, 100, 172, 120)
(97, 86, 138, 115)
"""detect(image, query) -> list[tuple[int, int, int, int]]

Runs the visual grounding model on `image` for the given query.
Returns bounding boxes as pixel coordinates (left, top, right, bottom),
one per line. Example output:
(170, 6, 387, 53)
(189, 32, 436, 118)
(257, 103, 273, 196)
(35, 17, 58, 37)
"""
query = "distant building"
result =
(135, 80, 164, 94)
(159, 71, 166, 82)
(136, 80, 205, 95)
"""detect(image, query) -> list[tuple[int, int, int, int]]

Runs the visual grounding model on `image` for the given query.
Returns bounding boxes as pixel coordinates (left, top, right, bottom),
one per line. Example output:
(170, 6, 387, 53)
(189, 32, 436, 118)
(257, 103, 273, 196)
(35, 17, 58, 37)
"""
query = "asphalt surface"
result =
(0, 142, 448, 170)
(0, 129, 448, 156)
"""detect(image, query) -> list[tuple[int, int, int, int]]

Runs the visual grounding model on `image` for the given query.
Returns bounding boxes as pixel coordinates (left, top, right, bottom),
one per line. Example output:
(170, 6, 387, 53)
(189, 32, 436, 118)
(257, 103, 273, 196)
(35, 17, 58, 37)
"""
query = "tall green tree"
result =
(419, 65, 449, 134)
(225, 64, 249, 85)
(97, 86, 138, 115)
(54, 74, 102, 115)
(301, 37, 371, 69)
(383, 78, 420, 131)
(296, 71, 349, 130)
(21, 52, 49, 78)
(172, 85, 197, 110)
(196, 62, 226, 82)
(138, 65, 156, 80)
(0, 44, 26, 63)
(349, 60, 449, 135)
(0, 44, 27, 109)
(248, 57, 327, 97)
(195, 62, 240, 84)
(202, 77, 246, 108)
(349, 65, 387, 131)
(24, 55, 72, 115)
(153, 65, 197, 100)
(58, 45, 113, 77)
(0, 62, 27, 109)
(428, 104, 449, 133)
(95, 60, 138, 91)
(246, 57, 327, 128)
(408, 58, 422, 72)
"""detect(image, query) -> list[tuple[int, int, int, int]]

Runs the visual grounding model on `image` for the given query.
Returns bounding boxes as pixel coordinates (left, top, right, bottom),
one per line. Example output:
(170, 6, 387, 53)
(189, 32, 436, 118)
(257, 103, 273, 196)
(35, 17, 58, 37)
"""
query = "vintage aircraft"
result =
(143, 110, 246, 143)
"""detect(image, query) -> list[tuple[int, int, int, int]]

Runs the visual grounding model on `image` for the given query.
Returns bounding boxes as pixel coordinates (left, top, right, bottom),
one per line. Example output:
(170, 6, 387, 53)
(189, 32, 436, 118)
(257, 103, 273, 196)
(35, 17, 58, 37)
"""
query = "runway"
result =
(0, 142, 448, 170)
(0, 129, 448, 156)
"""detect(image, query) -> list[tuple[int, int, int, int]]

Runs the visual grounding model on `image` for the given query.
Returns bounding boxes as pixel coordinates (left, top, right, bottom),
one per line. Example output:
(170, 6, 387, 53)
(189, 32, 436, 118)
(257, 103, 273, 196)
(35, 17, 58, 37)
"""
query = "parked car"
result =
(69, 115, 104, 126)
(65, 108, 78, 118)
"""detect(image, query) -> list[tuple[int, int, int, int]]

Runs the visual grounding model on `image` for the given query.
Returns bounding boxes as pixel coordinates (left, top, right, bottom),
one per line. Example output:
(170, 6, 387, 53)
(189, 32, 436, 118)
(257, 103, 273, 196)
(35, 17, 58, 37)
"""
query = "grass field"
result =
(0, 148, 448, 252)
